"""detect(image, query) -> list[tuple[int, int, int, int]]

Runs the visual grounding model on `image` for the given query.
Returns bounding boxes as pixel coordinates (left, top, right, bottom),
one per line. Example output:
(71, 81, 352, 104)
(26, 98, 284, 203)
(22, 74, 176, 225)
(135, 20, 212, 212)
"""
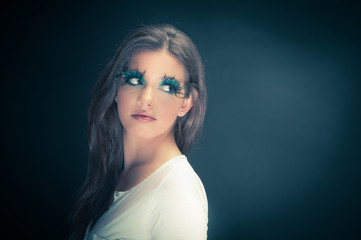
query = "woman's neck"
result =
(116, 130, 182, 191)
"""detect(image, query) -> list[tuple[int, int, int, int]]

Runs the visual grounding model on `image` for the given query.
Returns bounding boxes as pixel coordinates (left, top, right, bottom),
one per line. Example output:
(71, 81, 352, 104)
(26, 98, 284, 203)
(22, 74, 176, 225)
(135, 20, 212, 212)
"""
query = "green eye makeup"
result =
(159, 77, 183, 96)
(114, 69, 186, 97)
(121, 70, 145, 86)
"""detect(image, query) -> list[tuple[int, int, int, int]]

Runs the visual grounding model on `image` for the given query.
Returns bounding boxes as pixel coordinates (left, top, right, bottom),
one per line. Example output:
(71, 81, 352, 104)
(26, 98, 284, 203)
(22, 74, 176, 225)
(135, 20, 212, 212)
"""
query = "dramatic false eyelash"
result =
(161, 76, 180, 90)
(160, 75, 187, 97)
(114, 69, 188, 98)
(122, 70, 144, 81)
(114, 68, 145, 85)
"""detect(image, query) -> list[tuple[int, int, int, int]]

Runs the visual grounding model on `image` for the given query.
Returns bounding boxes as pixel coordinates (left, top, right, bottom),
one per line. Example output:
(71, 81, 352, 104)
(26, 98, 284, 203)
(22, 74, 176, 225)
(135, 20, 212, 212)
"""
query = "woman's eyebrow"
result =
(125, 66, 182, 83)
(125, 65, 144, 73)
(163, 74, 181, 82)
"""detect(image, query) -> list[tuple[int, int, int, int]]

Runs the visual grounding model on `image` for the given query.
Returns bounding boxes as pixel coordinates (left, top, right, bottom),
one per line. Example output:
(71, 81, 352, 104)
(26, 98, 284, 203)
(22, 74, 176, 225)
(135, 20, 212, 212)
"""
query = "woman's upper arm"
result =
(149, 184, 208, 240)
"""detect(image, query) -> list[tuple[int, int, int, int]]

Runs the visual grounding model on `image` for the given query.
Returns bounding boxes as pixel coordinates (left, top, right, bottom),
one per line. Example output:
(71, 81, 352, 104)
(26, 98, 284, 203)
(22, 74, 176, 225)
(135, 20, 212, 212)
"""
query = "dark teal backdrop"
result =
(2, 1, 360, 239)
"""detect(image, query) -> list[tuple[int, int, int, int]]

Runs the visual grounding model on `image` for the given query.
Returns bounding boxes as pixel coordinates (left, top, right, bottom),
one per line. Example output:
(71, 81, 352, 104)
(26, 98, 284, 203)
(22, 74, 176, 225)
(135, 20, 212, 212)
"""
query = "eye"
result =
(128, 77, 143, 86)
(122, 70, 145, 86)
(159, 84, 173, 92)
(159, 78, 182, 95)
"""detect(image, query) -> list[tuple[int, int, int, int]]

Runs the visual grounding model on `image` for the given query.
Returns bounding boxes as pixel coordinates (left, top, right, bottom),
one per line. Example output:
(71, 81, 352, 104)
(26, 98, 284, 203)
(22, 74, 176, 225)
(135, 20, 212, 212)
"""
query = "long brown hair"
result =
(68, 24, 207, 239)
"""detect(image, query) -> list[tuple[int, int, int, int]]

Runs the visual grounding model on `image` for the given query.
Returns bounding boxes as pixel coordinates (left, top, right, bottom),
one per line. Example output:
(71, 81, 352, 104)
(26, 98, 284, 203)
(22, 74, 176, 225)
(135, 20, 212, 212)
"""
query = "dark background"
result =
(2, 0, 360, 239)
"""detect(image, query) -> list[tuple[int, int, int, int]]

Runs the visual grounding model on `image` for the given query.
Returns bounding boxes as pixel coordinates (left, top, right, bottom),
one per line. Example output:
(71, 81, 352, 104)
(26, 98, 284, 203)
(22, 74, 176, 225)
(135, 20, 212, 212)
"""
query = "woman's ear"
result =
(178, 93, 195, 117)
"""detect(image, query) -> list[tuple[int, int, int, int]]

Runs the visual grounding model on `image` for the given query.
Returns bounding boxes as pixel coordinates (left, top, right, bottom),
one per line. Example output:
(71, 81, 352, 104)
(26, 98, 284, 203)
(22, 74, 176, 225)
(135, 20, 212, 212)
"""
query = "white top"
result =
(84, 155, 208, 240)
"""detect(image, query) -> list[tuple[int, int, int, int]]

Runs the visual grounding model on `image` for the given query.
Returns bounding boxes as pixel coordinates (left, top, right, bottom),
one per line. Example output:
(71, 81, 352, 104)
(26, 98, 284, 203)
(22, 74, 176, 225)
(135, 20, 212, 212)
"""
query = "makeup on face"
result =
(131, 110, 156, 122)
(115, 50, 191, 141)
(115, 68, 186, 97)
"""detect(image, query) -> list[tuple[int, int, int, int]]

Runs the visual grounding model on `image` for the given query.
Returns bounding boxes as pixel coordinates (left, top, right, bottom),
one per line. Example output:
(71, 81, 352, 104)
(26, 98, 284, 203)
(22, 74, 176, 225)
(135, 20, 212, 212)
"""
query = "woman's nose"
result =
(137, 86, 153, 108)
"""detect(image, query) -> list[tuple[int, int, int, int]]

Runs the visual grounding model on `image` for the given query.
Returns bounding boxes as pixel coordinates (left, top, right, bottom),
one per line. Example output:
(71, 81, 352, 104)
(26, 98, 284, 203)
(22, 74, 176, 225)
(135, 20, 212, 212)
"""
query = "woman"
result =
(69, 24, 208, 240)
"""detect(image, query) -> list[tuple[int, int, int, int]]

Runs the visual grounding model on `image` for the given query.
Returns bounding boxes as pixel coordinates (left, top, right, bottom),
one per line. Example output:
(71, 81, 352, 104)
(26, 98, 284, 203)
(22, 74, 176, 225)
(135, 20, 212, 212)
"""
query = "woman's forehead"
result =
(128, 50, 186, 82)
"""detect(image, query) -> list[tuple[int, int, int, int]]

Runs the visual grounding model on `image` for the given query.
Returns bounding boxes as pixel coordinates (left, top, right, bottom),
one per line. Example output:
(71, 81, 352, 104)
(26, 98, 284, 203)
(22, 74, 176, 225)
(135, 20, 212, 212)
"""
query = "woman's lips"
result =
(131, 111, 156, 122)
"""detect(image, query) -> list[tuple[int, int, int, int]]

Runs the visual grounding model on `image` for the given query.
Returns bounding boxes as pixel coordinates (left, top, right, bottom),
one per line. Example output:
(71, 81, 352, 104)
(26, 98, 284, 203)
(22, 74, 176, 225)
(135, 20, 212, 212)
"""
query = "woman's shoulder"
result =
(151, 155, 207, 202)
(162, 155, 204, 187)
(148, 155, 208, 239)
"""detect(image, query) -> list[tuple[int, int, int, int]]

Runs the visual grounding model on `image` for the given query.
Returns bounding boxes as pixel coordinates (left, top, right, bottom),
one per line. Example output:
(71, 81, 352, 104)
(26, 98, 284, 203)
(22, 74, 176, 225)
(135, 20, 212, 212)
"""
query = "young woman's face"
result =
(116, 50, 193, 140)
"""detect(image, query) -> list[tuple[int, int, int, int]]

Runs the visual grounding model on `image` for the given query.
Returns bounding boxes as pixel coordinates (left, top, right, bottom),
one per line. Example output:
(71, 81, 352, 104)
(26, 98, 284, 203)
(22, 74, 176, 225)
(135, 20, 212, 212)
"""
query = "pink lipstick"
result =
(131, 111, 156, 122)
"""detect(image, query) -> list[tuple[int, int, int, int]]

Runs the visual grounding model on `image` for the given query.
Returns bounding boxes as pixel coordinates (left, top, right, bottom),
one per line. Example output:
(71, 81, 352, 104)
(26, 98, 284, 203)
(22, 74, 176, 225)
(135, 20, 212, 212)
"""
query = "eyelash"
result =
(159, 77, 182, 95)
(121, 70, 145, 86)
(115, 70, 184, 96)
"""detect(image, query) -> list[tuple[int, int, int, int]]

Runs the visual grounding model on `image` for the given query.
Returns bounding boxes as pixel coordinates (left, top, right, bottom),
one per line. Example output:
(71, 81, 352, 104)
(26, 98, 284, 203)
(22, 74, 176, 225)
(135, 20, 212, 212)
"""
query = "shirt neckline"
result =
(114, 155, 186, 197)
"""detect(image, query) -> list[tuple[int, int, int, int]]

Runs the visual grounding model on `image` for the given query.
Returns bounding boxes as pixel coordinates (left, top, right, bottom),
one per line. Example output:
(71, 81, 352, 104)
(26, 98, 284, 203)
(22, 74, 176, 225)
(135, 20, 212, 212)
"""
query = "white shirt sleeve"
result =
(149, 166, 208, 240)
